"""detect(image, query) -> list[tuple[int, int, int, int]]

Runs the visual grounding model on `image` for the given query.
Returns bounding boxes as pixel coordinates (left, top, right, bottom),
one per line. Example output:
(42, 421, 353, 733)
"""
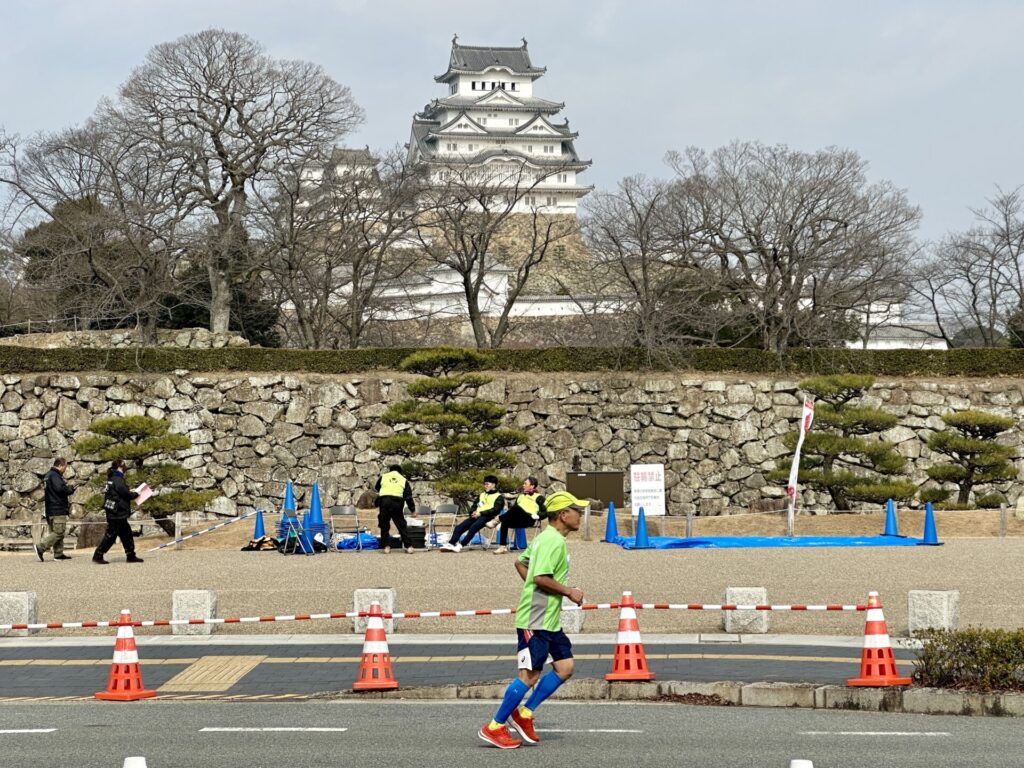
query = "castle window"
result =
(527, 145, 533, 153)
(510, 82, 517, 91)
(546, 196, 556, 206)
(479, 118, 487, 125)
(468, 144, 476, 151)
(543, 145, 553, 154)
(471, 81, 477, 90)
(447, 142, 458, 152)
(509, 118, 519, 126)
(558, 173, 568, 183)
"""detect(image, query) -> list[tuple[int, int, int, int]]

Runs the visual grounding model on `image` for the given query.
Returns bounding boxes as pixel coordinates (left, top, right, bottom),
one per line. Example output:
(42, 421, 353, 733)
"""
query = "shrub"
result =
(923, 410, 1017, 507)
(913, 628, 1024, 692)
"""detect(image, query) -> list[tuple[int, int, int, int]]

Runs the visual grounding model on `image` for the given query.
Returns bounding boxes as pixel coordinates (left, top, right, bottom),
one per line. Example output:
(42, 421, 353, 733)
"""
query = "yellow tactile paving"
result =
(158, 655, 267, 692)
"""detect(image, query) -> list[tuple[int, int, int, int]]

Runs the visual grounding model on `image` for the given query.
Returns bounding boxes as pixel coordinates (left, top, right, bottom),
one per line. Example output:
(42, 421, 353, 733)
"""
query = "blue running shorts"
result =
(516, 628, 573, 671)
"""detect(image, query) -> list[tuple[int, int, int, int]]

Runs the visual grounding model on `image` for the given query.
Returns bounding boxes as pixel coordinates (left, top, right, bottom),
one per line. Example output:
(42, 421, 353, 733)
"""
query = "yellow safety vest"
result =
(379, 471, 407, 498)
(515, 492, 541, 515)
(476, 491, 501, 514)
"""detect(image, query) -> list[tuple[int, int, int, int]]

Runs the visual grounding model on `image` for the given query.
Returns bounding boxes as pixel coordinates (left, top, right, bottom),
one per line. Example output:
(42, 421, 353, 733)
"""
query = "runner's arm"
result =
(533, 574, 583, 605)
(514, 560, 528, 581)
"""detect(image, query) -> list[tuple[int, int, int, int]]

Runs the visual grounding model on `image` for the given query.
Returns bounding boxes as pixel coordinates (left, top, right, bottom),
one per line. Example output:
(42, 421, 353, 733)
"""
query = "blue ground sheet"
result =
(611, 534, 930, 549)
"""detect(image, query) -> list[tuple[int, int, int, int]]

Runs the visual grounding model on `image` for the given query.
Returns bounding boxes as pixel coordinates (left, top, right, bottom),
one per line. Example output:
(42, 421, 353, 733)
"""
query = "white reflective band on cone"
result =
(615, 631, 643, 644)
(620, 608, 637, 620)
(863, 634, 892, 649)
(866, 608, 885, 622)
(123, 758, 148, 768)
(362, 641, 390, 654)
(113, 650, 140, 664)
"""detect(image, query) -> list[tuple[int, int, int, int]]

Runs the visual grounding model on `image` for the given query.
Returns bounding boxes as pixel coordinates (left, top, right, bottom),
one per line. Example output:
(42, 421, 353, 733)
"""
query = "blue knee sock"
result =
(523, 670, 564, 711)
(493, 678, 530, 724)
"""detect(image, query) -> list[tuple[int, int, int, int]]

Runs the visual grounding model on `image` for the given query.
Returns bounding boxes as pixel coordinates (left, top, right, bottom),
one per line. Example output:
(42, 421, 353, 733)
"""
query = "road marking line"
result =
(537, 729, 644, 733)
(158, 655, 266, 692)
(0, 729, 57, 733)
(200, 727, 348, 733)
(800, 731, 950, 736)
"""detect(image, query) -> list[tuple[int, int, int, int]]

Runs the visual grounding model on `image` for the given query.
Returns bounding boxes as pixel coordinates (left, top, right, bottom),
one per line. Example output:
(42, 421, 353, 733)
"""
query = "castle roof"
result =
(435, 37, 546, 82)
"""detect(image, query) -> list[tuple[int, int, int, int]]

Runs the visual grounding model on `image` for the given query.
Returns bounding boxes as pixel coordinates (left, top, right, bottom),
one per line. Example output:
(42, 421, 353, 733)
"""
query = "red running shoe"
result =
(509, 709, 539, 744)
(478, 723, 522, 749)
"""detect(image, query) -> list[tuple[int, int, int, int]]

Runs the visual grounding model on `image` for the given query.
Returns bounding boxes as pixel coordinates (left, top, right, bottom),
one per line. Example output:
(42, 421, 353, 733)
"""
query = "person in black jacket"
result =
(93, 459, 143, 565)
(35, 458, 73, 561)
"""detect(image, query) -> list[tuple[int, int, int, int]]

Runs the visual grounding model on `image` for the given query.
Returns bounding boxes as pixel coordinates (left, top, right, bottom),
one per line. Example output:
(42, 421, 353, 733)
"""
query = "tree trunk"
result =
(208, 268, 231, 333)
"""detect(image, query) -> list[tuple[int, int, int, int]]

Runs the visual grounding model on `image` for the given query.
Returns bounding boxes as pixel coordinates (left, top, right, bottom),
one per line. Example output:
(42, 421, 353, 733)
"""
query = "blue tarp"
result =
(612, 534, 927, 549)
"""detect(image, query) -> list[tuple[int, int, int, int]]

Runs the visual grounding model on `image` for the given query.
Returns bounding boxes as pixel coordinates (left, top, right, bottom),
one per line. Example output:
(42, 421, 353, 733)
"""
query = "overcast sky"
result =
(3, 0, 1022, 241)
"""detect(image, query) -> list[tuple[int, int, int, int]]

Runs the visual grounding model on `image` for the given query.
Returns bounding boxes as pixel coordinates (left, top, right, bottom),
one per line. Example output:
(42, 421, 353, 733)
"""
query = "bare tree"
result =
(415, 160, 577, 348)
(669, 142, 920, 356)
(910, 186, 1024, 347)
(253, 148, 426, 348)
(107, 29, 364, 333)
(0, 124, 190, 338)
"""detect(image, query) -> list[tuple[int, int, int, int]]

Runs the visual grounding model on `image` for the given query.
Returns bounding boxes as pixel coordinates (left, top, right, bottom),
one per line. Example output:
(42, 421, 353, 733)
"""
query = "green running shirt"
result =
(515, 525, 570, 631)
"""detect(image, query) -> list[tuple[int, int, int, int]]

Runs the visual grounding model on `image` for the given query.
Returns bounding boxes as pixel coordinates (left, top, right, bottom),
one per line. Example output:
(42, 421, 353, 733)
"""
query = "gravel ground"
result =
(3, 536, 1023, 639)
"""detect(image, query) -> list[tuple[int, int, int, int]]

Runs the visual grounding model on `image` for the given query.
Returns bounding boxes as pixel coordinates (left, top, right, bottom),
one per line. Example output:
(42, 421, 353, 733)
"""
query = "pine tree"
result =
(769, 374, 916, 511)
(74, 416, 218, 535)
(372, 348, 527, 511)
(921, 410, 1017, 507)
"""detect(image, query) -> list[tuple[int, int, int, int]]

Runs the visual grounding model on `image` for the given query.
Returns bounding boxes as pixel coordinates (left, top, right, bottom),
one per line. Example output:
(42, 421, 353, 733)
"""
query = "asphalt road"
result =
(0, 700, 1019, 768)
(0, 637, 917, 699)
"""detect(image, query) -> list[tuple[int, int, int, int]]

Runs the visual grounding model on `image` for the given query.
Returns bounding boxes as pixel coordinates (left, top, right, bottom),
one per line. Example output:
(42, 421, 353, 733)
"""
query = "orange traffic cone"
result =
(95, 609, 156, 701)
(605, 591, 654, 681)
(352, 601, 399, 690)
(847, 591, 911, 687)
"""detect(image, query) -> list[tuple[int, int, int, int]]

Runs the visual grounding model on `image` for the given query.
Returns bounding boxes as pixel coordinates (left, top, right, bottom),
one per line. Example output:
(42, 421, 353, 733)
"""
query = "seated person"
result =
(442, 475, 505, 552)
(492, 476, 545, 555)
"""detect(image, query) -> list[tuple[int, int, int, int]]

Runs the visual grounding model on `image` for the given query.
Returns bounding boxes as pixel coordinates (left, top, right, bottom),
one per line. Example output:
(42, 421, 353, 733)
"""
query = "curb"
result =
(335, 679, 1024, 718)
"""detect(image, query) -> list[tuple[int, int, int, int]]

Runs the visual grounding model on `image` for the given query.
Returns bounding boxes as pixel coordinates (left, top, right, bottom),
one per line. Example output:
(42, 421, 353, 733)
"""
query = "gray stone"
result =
(55, 397, 91, 431)
(818, 685, 904, 712)
(172, 589, 218, 636)
(908, 590, 959, 634)
(238, 415, 267, 437)
(354, 588, 398, 634)
(723, 587, 769, 633)
(660, 680, 743, 705)
(0, 591, 38, 637)
(608, 681, 660, 700)
(741, 681, 817, 708)
(560, 606, 585, 633)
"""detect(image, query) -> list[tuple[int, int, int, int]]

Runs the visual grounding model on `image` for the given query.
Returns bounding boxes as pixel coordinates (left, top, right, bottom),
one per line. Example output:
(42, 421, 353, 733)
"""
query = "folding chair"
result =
(328, 505, 362, 552)
(432, 502, 459, 548)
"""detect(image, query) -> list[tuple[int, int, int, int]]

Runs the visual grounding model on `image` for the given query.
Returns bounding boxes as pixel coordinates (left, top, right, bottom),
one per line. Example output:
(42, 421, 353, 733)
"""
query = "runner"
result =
(478, 490, 586, 749)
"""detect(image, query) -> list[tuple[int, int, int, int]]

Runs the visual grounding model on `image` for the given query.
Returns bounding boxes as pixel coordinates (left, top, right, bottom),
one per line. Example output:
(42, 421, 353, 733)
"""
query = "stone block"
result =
(354, 588, 397, 634)
(660, 680, 742, 705)
(560, 606, 585, 633)
(608, 681, 660, 700)
(457, 683, 508, 699)
(908, 590, 959, 634)
(172, 589, 217, 636)
(0, 592, 38, 637)
(553, 678, 609, 700)
(818, 685, 903, 712)
(741, 682, 817, 708)
(723, 587, 769, 634)
(901, 687, 1001, 716)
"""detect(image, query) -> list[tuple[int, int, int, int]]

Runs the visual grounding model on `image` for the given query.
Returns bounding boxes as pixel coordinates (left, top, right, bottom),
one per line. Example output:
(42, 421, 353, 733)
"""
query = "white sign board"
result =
(629, 463, 666, 517)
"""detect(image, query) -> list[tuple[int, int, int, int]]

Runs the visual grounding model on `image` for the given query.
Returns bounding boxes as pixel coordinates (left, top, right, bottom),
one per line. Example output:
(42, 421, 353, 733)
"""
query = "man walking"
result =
(36, 458, 73, 561)
(479, 490, 586, 749)
(375, 464, 416, 554)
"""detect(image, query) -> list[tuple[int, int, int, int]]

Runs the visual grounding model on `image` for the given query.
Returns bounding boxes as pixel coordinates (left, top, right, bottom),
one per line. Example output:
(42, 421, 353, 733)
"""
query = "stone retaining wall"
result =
(1, 371, 1022, 524)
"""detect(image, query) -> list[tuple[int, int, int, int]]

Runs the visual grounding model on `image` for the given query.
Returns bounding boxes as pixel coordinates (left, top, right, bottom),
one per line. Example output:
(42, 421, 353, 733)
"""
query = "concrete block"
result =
(172, 589, 217, 636)
(608, 681, 660, 700)
(381, 685, 458, 700)
(723, 587, 769, 634)
(560, 606, 585, 633)
(457, 683, 508, 699)
(998, 692, 1024, 717)
(353, 588, 397, 634)
(908, 590, 959, 634)
(901, 687, 1001, 716)
(741, 682, 816, 708)
(818, 685, 903, 712)
(0, 592, 38, 637)
(553, 678, 609, 700)
(660, 680, 742, 705)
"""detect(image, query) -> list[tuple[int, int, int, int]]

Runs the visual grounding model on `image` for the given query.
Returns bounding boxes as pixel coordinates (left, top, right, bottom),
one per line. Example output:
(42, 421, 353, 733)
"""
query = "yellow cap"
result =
(545, 490, 586, 514)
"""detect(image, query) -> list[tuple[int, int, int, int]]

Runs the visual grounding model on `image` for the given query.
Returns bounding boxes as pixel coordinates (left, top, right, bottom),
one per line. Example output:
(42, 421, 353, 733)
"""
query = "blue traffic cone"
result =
(634, 506, 652, 549)
(307, 482, 324, 527)
(919, 501, 941, 546)
(603, 501, 619, 542)
(283, 480, 296, 512)
(252, 508, 266, 539)
(883, 498, 899, 536)
(513, 527, 528, 551)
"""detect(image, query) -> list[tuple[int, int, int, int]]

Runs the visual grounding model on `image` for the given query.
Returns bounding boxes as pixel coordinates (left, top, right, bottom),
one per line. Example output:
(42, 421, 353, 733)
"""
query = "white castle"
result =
(407, 36, 592, 213)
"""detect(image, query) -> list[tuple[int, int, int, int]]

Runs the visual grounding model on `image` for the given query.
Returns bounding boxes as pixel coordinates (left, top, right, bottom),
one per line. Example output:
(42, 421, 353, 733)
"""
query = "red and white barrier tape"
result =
(0, 599, 869, 632)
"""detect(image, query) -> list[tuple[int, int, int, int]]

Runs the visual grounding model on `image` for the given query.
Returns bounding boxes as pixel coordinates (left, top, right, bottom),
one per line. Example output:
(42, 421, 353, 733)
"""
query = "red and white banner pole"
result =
(786, 398, 815, 536)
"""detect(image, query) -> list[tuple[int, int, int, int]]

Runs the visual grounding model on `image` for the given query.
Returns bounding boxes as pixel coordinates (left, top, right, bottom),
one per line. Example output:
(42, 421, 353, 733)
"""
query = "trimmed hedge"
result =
(913, 628, 1024, 692)
(2, 345, 1024, 376)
